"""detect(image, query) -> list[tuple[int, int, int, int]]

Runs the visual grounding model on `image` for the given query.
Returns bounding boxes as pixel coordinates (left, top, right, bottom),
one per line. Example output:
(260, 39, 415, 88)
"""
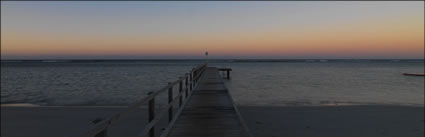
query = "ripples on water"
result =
(1, 60, 424, 106)
(1, 61, 198, 106)
(224, 62, 424, 106)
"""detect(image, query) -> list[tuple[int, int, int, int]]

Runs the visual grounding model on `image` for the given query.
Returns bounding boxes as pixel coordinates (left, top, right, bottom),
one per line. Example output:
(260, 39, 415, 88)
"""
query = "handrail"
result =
(73, 63, 208, 137)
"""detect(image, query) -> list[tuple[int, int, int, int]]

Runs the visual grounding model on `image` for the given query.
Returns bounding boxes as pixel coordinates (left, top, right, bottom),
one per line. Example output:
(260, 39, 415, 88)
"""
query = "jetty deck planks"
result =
(167, 67, 247, 137)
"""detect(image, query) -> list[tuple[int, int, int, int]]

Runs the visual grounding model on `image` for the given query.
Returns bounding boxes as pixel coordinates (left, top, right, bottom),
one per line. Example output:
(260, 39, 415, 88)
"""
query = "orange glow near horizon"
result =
(1, 2, 424, 59)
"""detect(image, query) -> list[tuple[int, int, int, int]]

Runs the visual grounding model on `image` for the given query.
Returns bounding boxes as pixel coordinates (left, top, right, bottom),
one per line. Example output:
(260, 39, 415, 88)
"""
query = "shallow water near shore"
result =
(1, 60, 424, 106)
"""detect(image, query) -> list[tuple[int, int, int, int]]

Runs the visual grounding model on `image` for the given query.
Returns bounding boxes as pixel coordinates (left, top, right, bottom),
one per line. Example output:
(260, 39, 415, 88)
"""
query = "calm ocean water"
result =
(1, 60, 424, 106)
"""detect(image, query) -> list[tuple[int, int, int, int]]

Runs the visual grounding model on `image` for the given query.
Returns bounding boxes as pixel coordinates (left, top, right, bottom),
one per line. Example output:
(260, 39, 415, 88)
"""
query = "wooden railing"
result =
(73, 64, 208, 137)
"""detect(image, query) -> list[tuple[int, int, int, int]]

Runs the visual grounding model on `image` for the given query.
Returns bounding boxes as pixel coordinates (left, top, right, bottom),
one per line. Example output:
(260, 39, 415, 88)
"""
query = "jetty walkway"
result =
(74, 64, 252, 137)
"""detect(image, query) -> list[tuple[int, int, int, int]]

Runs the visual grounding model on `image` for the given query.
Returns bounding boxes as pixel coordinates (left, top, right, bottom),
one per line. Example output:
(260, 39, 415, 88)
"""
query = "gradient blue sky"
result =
(1, 1, 424, 59)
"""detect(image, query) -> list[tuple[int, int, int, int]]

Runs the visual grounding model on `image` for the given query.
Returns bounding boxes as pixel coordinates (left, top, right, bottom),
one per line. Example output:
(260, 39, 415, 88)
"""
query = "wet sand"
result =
(239, 105, 424, 137)
(1, 106, 162, 137)
(1, 105, 424, 137)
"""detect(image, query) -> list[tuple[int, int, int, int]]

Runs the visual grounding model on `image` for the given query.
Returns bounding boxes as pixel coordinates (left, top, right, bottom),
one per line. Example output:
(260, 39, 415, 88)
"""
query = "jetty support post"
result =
(218, 68, 232, 80)
(226, 69, 230, 79)
(147, 92, 155, 137)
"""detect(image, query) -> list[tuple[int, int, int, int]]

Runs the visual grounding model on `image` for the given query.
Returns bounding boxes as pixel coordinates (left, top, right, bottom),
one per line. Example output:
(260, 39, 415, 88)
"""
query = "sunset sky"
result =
(1, 1, 424, 59)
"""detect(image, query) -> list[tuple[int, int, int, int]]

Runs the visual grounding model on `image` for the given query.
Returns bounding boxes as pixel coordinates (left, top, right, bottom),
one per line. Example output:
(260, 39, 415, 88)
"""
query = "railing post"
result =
(147, 92, 155, 137)
(178, 79, 183, 107)
(192, 69, 196, 84)
(193, 68, 197, 84)
(168, 83, 173, 123)
(189, 72, 193, 91)
(185, 74, 189, 98)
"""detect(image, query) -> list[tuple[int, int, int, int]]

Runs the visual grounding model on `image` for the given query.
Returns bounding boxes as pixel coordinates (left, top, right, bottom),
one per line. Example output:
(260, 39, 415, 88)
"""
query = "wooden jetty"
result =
(166, 67, 250, 137)
(74, 64, 252, 137)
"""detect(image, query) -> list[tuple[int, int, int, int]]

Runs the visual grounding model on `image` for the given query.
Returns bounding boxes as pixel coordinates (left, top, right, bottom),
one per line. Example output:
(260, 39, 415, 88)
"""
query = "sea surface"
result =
(1, 59, 424, 106)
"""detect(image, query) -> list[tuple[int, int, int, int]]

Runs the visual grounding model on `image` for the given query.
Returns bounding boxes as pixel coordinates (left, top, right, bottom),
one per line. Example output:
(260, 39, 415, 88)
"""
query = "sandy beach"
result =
(1, 105, 423, 137)
(240, 105, 424, 137)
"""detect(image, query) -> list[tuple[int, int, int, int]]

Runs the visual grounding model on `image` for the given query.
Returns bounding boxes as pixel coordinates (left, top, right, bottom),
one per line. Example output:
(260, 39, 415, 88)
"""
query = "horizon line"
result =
(2, 58, 424, 61)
